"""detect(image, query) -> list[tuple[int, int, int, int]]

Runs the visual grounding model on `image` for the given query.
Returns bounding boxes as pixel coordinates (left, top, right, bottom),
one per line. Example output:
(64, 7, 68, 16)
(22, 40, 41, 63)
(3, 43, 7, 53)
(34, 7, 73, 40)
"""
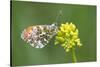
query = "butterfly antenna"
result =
(53, 9, 63, 26)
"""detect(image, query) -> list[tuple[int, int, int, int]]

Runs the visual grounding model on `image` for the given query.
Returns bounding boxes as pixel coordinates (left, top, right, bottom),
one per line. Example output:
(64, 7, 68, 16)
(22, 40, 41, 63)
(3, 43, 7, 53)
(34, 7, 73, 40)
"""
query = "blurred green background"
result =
(11, 1, 96, 66)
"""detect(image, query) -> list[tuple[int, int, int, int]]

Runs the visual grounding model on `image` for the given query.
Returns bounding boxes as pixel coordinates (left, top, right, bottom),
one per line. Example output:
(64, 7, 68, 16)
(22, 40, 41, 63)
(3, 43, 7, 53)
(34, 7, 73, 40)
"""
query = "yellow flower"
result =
(70, 22, 76, 31)
(57, 31, 63, 36)
(55, 36, 65, 43)
(55, 22, 82, 52)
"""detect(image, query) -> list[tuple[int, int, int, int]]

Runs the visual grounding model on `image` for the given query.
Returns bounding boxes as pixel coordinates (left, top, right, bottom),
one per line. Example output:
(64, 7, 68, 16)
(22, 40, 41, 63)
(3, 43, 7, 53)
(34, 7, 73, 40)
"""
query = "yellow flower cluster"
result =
(55, 22, 82, 52)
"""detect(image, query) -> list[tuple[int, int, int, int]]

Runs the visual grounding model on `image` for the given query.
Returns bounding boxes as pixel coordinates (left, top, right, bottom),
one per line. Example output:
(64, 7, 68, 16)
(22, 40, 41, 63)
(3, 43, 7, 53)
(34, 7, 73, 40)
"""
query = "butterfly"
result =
(21, 23, 58, 48)
(21, 10, 63, 48)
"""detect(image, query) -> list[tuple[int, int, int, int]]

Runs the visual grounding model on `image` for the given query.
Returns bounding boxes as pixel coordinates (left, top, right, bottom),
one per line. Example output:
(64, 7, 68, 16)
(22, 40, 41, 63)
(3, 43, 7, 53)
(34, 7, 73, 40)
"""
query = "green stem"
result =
(72, 47, 77, 63)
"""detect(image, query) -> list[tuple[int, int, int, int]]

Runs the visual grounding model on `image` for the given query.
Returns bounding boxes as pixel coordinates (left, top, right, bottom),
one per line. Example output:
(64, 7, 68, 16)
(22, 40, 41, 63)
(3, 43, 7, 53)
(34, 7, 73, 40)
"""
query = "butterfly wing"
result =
(21, 24, 58, 48)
